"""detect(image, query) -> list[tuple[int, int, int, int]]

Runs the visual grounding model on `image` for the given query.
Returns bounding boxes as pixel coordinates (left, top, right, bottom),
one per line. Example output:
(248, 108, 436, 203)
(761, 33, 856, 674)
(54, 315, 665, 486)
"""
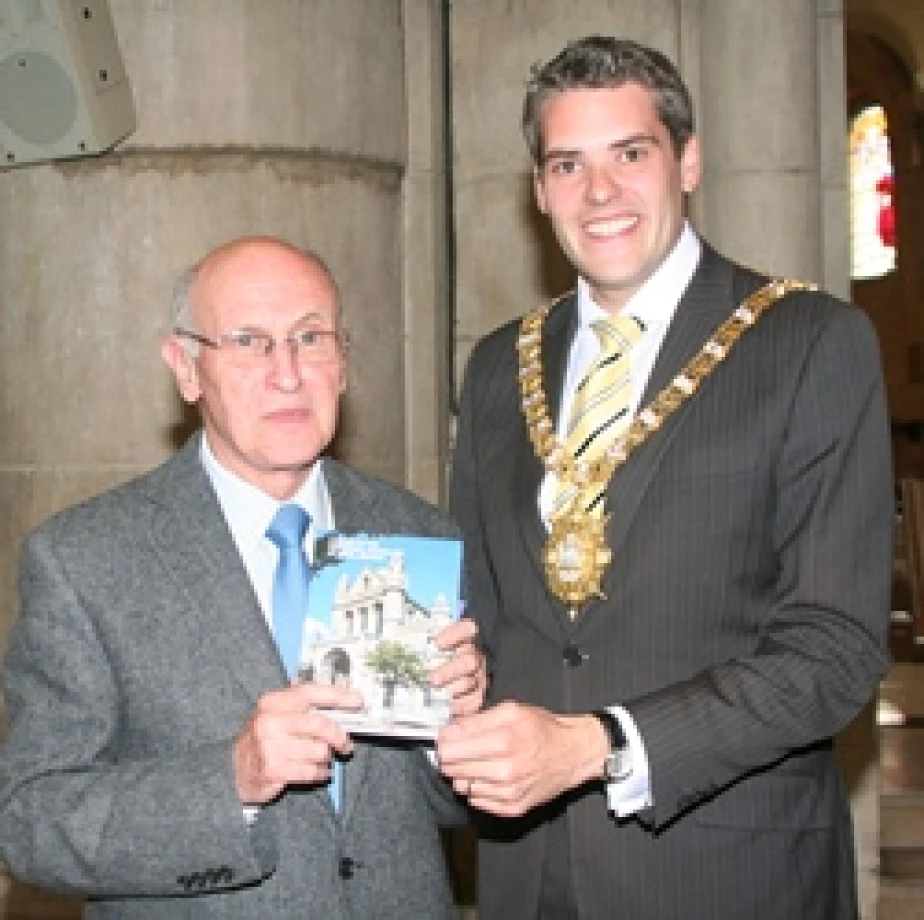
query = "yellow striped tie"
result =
(553, 314, 645, 517)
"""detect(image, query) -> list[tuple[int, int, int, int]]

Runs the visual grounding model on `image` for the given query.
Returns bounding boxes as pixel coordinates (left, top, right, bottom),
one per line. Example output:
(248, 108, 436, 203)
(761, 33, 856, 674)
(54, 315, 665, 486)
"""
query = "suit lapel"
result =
(589, 248, 744, 609)
(141, 438, 288, 708)
(322, 458, 388, 533)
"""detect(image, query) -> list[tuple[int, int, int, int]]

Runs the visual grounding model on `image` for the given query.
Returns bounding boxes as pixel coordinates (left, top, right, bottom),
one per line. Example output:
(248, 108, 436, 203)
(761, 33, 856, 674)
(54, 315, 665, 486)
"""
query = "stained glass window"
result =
(850, 104, 896, 280)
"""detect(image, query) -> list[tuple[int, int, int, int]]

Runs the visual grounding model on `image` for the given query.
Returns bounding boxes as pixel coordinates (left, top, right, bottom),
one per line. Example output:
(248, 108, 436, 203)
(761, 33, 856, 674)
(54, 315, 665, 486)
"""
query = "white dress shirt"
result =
(539, 223, 702, 817)
(200, 437, 335, 626)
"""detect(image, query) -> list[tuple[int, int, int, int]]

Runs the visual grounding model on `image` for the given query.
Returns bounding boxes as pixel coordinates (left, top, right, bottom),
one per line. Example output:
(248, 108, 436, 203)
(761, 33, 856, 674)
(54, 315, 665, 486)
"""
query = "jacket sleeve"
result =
(0, 529, 276, 898)
(450, 343, 503, 669)
(629, 304, 893, 829)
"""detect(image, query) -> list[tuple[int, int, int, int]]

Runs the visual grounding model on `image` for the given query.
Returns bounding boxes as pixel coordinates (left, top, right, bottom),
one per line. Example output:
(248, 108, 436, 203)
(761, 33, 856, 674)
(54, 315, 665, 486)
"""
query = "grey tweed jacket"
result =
(0, 437, 466, 918)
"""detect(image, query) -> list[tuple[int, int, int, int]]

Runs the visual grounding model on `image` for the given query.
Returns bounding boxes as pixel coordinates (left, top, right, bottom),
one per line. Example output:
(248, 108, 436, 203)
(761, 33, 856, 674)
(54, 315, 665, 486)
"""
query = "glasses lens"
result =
(291, 330, 340, 362)
(226, 331, 273, 359)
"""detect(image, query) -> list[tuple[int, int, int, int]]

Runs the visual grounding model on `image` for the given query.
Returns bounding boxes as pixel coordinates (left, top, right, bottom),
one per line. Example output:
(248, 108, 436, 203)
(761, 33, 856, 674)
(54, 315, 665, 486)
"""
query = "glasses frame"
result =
(173, 326, 349, 364)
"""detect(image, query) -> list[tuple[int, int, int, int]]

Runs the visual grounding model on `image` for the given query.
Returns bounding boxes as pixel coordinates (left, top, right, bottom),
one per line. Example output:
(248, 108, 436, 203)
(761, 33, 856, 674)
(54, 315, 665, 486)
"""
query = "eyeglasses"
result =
(174, 327, 348, 364)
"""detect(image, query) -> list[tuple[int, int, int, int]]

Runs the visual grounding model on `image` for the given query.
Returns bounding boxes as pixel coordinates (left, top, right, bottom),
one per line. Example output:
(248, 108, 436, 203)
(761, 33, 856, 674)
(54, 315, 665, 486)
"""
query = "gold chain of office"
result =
(516, 278, 817, 617)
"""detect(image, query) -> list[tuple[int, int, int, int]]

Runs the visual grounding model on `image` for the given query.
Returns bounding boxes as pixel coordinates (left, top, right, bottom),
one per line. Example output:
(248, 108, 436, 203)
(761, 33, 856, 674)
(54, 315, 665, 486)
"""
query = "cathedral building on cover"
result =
(298, 549, 455, 722)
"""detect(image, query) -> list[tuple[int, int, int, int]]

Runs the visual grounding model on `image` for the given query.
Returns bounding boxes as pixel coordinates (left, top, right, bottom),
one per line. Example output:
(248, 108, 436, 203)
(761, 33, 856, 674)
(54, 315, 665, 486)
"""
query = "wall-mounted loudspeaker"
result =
(0, 0, 135, 168)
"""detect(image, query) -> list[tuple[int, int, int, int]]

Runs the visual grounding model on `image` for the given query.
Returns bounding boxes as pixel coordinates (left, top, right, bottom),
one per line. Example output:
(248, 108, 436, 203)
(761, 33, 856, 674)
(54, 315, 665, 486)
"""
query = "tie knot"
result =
(592, 314, 645, 355)
(266, 504, 311, 550)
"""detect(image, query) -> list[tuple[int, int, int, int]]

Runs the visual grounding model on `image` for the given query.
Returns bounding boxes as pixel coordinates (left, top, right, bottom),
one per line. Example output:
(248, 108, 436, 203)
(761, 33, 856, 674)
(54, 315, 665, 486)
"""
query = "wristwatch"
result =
(591, 709, 632, 783)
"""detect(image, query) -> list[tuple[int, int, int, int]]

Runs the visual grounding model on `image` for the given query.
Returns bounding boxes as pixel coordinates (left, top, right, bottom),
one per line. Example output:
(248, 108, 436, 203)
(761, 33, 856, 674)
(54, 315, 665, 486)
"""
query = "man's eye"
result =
(548, 159, 580, 176)
(228, 332, 267, 353)
(294, 330, 323, 347)
(619, 146, 648, 165)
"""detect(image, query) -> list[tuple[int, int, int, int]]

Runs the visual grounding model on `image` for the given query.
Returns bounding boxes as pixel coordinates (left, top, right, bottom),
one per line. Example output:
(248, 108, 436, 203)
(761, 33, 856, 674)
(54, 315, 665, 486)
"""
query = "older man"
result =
(0, 236, 484, 919)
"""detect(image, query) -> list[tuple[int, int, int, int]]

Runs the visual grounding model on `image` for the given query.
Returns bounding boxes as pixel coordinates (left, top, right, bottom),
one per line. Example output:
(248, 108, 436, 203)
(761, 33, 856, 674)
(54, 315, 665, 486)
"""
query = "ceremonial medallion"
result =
(543, 510, 611, 617)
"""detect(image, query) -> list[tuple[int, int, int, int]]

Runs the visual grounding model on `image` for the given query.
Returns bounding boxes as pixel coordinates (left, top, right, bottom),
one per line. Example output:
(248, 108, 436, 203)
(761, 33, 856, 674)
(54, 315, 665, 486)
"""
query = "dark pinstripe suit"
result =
(450, 246, 893, 919)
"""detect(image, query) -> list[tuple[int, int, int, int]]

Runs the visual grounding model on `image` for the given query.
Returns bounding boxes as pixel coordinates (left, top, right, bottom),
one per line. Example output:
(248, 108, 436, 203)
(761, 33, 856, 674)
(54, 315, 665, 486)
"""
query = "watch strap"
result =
(592, 708, 627, 749)
(591, 709, 630, 783)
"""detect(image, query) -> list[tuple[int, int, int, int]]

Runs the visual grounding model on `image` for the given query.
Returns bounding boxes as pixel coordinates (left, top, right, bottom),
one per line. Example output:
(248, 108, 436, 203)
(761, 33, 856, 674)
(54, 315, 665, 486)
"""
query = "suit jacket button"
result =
(563, 645, 587, 667)
(339, 856, 355, 879)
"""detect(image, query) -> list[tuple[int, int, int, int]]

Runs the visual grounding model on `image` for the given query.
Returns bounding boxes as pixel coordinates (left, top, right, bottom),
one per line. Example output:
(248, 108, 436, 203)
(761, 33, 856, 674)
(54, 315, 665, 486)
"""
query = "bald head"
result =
(172, 236, 342, 343)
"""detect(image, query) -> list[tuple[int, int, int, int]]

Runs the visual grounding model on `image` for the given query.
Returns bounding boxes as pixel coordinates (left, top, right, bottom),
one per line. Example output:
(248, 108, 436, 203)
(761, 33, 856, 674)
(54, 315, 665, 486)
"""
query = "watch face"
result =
(604, 747, 632, 783)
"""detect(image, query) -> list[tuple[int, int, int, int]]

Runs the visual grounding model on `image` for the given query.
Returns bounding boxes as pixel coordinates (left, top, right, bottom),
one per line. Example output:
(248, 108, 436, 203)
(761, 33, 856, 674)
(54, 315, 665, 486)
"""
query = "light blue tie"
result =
(266, 504, 342, 811)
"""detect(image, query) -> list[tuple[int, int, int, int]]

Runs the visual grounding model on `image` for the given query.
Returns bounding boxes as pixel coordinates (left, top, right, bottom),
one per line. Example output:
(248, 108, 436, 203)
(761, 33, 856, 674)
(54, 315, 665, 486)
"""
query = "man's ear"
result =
(161, 336, 201, 405)
(680, 135, 702, 194)
(533, 164, 549, 215)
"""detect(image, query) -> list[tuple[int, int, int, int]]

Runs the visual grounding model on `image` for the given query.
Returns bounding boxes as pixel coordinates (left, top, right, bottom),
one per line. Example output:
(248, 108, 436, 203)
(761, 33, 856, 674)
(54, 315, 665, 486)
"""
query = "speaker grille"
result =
(0, 49, 77, 144)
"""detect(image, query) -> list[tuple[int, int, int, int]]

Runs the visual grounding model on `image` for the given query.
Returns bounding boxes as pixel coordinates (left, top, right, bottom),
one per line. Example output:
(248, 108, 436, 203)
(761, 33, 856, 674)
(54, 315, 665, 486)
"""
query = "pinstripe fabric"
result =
(450, 246, 893, 920)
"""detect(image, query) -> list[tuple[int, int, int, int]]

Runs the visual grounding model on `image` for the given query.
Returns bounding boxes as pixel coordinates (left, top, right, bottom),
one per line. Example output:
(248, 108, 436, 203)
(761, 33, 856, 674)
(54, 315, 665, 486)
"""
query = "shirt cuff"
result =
(603, 705, 652, 817)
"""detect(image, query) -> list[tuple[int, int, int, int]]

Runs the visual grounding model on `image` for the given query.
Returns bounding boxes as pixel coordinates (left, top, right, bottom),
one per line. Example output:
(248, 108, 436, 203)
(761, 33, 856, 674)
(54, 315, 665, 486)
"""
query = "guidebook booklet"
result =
(297, 532, 463, 740)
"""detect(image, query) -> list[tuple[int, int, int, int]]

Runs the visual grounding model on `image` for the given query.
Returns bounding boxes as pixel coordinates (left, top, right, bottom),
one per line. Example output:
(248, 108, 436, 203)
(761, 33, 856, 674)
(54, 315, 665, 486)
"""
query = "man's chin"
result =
(265, 457, 321, 473)
(260, 436, 333, 473)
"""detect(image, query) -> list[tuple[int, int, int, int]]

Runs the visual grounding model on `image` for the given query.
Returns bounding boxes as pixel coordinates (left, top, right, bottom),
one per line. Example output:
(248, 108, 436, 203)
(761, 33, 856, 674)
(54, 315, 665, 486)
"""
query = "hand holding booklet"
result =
(297, 532, 463, 740)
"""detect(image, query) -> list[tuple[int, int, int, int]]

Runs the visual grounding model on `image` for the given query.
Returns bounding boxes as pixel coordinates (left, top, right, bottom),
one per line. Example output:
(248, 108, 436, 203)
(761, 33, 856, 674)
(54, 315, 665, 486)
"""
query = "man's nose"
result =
(267, 339, 303, 387)
(585, 163, 619, 204)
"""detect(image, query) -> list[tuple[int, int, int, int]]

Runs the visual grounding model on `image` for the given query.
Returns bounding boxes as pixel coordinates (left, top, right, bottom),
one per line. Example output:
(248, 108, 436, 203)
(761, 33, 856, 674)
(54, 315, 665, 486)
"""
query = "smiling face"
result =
(533, 83, 701, 313)
(162, 239, 346, 499)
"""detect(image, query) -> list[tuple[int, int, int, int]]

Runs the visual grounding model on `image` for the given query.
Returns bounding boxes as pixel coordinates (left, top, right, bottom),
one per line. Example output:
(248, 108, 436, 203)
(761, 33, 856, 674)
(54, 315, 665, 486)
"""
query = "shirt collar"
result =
(199, 434, 328, 551)
(576, 222, 702, 331)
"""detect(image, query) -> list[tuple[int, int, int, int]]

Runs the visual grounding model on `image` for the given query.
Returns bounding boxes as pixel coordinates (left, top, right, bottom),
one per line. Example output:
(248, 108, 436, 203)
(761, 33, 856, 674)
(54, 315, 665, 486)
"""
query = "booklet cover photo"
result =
(299, 532, 463, 739)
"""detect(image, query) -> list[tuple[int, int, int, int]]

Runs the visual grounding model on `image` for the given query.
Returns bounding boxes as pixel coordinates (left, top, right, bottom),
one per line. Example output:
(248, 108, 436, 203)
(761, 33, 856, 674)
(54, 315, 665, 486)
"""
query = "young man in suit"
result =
(436, 36, 893, 919)
(0, 236, 486, 918)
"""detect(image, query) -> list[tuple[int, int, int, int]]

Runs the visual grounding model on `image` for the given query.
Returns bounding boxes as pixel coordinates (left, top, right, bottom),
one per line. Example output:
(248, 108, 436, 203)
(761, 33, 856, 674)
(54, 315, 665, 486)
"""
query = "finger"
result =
(245, 709, 343, 766)
(440, 755, 522, 785)
(467, 789, 532, 818)
(293, 681, 365, 711)
(450, 683, 485, 718)
(251, 700, 351, 749)
(428, 644, 480, 688)
(457, 775, 527, 812)
(234, 724, 336, 803)
(296, 708, 356, 756)
(435, 733, 517, 777)
(434, 617, 478, 651)
(446, 670, 479, 699)
(253, 682, 362, 716)
(439, 700, 523, 744)
(441, 667, 484, 711)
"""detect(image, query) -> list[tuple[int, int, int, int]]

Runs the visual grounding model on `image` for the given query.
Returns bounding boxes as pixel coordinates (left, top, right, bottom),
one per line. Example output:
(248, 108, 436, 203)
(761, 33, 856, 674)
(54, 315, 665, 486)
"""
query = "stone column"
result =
(402, 0, 450, 504)
(693, 0, 849, 294)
